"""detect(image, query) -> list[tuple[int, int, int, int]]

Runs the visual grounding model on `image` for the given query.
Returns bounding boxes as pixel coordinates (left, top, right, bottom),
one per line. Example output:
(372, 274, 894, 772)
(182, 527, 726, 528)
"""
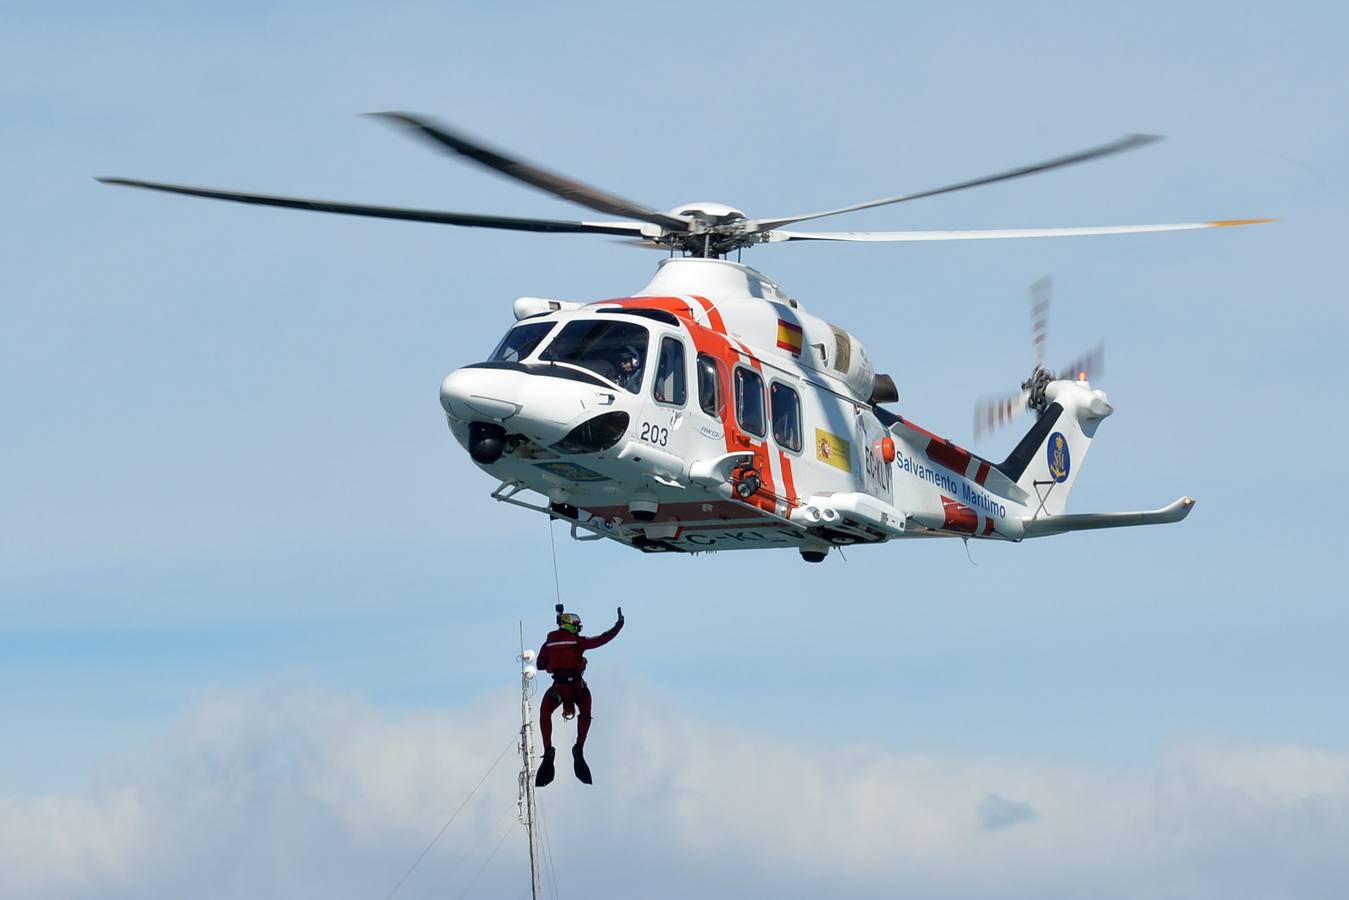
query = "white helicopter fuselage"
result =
(97, 114, 1238, 562)
(439, 258, 1191, 561)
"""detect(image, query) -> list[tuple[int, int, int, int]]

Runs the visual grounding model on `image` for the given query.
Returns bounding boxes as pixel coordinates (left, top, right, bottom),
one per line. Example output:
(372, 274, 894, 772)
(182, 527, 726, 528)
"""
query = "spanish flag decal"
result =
(815, 428, 852, 473)
(776, 319, 804, 356)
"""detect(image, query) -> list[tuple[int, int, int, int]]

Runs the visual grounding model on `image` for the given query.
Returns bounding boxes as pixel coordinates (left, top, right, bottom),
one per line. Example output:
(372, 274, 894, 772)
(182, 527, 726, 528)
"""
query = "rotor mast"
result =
(517, 623, 543, 900)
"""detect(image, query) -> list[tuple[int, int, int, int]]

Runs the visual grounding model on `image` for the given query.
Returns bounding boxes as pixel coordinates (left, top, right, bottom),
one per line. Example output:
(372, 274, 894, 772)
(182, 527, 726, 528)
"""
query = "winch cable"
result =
(547, 518, 563, 606)
(379, 737, 515, 900)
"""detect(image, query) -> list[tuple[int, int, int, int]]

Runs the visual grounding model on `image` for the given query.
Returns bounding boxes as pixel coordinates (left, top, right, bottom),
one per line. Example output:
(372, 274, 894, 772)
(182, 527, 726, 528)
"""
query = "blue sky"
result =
(4, 2, 1349, 897)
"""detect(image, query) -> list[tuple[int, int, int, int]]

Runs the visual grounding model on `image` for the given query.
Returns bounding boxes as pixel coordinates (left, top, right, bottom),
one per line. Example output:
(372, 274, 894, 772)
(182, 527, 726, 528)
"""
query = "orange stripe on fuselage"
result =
(690, 295, 727, 335)
(600, 295, 795, 513)
(778, 449, 798, 505)
(595, 295, 697, 316)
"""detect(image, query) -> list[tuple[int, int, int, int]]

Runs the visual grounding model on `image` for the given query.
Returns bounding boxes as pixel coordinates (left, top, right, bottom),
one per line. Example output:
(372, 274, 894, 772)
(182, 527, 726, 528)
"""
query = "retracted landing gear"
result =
(799, 541, 830, 563)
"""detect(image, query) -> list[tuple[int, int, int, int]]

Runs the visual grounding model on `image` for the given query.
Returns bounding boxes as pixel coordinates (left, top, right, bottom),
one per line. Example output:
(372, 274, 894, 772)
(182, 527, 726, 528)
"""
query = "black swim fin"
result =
(535, 747, 556, 787)
(572, 744, 593, 785)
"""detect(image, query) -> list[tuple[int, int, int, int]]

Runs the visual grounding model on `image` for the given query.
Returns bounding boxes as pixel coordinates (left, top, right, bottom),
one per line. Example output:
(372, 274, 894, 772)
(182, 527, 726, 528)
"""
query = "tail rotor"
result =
(973, 278, 1105, 441)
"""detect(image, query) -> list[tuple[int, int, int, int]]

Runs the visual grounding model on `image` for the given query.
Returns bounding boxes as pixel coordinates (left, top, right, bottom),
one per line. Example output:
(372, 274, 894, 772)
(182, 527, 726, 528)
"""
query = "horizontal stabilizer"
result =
(1020, 497, 1195, 538)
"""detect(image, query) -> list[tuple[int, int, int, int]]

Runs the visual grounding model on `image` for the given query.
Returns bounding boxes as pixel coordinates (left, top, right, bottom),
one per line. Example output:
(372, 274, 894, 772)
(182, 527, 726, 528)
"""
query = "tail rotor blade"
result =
(973, 390, 1029, 442)
(1058, 343, 1106, 382)
(1030, 277, 1051, 369)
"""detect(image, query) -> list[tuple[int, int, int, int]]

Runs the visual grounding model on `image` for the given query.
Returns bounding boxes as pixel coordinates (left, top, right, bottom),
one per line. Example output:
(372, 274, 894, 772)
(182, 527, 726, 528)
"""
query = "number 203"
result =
(640, 422, 669, 446)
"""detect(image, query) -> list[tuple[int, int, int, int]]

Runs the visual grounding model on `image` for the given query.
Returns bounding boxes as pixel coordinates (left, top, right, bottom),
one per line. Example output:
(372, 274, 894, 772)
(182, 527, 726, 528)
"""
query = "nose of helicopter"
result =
(440, 364, 624, 462)
(440, 367, 526, 423)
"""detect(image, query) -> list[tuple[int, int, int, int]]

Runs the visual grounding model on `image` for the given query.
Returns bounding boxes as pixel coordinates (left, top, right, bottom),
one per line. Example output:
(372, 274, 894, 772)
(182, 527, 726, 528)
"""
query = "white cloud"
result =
(4, 683, 1349, 900)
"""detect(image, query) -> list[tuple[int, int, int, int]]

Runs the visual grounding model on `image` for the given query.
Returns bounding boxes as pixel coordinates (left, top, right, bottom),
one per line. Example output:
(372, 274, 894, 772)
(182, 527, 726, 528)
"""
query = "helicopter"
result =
(100, 113, 1270, 562)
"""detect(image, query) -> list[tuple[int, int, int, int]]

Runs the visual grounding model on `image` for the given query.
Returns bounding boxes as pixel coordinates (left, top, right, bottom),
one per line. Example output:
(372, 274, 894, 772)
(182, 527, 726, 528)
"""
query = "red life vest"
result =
(541, 629, 585, 673)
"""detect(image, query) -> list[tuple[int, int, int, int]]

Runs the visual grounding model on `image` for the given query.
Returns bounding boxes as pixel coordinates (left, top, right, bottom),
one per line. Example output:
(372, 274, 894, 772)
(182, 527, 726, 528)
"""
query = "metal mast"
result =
(517, 623, 544, 900)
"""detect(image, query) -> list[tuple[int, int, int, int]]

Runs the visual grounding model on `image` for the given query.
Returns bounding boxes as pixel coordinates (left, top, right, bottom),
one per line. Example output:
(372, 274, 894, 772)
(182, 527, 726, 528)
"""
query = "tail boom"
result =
(883, 379, 1195, 543)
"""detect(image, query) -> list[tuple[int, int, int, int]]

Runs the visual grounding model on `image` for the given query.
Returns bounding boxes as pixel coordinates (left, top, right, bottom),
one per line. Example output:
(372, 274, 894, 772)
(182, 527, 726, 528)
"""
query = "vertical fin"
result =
(997, 380, 1112, 517)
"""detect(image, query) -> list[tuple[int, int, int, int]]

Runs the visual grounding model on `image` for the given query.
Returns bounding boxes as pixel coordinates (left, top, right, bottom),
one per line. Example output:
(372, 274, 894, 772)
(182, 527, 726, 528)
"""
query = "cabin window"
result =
(771, 382, 802, 452)
(696, 353, 725, 418)
(490, 321, 555, 363)
(734, 367, 766, 437)
(652, 337, 687, 406)
(538, 320, 649, 393)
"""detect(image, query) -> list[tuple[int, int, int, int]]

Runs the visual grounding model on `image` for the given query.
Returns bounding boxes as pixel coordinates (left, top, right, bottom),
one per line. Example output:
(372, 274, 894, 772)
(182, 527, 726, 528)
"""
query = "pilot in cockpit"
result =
(613, 345, 643, 392)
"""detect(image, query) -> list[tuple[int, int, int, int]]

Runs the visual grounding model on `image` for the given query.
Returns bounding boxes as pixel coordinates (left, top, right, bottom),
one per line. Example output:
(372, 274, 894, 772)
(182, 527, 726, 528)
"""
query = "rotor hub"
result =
(662, 202, 758, 257)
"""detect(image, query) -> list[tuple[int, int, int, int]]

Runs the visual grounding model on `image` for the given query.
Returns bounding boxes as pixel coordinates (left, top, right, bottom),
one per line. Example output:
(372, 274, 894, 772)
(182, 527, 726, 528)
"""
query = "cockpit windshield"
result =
(538, 320, 650, 393)
(490, 321, 556, 363)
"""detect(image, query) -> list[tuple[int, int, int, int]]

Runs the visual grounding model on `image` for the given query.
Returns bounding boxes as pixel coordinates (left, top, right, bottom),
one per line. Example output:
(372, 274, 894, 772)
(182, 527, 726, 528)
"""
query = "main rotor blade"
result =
(768, 219, 1274, 242)
(370, 112, 692, 233)
(756, 134, 1161, 231)
(96, 178, 647, 236)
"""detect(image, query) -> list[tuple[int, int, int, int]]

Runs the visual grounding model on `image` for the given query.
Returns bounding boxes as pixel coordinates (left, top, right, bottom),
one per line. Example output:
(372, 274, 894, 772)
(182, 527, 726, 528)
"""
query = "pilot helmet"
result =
(559, 612, 582, 634)
(617, 346, 639, 368)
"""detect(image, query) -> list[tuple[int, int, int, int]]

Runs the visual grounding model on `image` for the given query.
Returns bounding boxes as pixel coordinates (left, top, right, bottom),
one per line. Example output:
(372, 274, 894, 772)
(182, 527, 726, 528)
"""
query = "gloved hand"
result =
(616, 606, 624, 625)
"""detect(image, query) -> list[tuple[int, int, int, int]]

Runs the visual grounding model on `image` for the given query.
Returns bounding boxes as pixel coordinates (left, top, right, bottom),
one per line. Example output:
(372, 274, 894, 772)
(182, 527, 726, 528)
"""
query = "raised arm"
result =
(580, 607, 624, 650)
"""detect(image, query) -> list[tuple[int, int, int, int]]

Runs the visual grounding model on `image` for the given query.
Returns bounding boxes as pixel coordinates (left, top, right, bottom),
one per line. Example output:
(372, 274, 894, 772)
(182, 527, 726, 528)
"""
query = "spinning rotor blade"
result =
(756, 133, 1160, 231)
(613, 238, 671, 250)
(370, 112, 692, 233)
(96, 178, 647, 236)
(974, 390, 1030, 442)
(1030, 277, 1051, 369)
(768, 218, 1274, 242)
(1058, 343, 1105, 382)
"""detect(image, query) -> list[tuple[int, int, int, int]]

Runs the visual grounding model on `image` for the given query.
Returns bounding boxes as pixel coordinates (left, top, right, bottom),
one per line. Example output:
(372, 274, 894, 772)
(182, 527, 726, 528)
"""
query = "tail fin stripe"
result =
(996, 403, 1064, 482)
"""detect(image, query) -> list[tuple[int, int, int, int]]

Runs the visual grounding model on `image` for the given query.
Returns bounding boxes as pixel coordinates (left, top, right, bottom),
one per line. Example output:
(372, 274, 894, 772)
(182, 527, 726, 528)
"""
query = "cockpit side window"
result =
(734, 367, 766, 437)
(652, 337, 687, 406)
(490, 322, 555, 363)
(696, 353, 726, 418)
(538, 320, 650, 393)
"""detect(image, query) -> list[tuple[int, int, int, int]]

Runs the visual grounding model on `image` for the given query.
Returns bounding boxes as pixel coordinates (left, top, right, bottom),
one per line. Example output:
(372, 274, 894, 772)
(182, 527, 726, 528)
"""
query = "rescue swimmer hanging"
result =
(534, 603, 624, 786)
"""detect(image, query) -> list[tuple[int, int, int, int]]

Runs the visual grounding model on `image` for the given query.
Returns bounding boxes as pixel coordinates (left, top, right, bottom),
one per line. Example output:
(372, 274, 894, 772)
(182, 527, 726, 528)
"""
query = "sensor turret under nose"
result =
(468, 421, 507, 464)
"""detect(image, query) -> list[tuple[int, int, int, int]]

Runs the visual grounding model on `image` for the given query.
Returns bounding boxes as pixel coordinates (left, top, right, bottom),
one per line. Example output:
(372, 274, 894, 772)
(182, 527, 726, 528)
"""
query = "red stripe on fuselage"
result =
(940, 496, 978, 534)
(927, 439, 972, 474)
